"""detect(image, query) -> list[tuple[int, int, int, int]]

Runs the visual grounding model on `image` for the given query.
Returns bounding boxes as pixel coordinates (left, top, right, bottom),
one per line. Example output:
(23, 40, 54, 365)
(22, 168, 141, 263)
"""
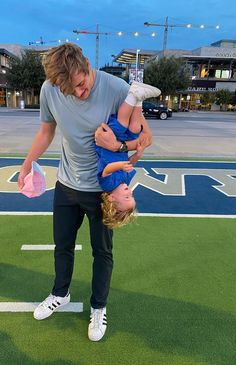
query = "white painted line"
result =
(21, 244, 82, 250)
(0, 302, 83, 312)
(138, 213, 236, 218)
(0, 157, 60, 160)
(0, 212, 53, 215)
(1, 211, 236, 218)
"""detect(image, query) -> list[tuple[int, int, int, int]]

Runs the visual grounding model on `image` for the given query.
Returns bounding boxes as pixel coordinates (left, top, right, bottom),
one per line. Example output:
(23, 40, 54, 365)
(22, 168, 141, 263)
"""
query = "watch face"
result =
(120, 142, 128, 152)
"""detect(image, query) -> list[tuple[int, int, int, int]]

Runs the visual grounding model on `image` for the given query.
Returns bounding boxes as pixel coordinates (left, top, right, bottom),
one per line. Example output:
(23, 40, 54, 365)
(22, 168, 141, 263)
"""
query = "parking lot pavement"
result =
(0, 109, 235, 158)
(145, 111, 236, 159)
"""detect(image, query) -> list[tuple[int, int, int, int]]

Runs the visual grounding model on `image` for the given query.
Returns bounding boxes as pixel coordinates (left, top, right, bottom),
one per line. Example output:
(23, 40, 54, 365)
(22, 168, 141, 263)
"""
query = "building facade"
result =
(0, 44, 48, 108)
(113, 40, 236, 110)
(0, 48, 17, 107)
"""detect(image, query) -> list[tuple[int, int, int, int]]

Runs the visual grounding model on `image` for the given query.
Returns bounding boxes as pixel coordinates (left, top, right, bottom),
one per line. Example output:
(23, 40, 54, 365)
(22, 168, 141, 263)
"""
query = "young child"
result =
(95, 81, 161, 229)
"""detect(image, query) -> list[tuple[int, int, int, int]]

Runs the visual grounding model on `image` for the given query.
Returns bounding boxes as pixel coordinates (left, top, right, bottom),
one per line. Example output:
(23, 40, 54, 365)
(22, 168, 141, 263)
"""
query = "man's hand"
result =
(138, 131, 152, 149)
(95, 123, 120, 152)
(136, 142, 145, 158)
(18, 164, 31, 189)
(17, 121, 56, 190)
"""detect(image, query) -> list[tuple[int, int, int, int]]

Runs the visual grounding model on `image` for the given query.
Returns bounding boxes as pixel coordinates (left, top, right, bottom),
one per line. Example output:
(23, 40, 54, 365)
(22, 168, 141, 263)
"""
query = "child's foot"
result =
(129, 81, 161, 101)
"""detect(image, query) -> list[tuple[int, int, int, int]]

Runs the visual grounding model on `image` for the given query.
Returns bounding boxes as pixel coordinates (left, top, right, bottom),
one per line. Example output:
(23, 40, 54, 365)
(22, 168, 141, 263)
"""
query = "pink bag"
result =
(21, 161, 46, 198)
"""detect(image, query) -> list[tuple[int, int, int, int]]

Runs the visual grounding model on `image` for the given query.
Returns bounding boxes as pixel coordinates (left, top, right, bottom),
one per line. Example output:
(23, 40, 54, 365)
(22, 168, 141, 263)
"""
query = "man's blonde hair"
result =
(43, 43, 89, 95)
(101, 192, 136, 229)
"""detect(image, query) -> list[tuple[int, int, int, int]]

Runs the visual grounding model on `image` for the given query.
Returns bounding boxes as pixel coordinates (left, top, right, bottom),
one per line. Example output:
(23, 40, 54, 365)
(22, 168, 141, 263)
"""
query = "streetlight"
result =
(135, 49, 140, 81)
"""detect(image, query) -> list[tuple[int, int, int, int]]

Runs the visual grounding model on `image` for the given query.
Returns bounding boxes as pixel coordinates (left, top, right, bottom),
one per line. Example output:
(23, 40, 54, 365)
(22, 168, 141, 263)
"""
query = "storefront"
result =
(0, 87, 6, 106)
(113, 40, 236, 111)
(0, 48, 17, 107)
(177, 41, 236, 110)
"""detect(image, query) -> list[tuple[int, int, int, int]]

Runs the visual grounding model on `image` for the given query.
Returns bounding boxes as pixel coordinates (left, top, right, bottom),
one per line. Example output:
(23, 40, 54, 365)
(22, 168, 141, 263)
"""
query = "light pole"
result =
(135, 49, 140, 81)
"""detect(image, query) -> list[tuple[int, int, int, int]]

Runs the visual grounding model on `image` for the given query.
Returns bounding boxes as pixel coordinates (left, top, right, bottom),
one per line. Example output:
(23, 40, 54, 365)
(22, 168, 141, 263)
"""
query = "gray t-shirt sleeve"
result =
(113, 78, 130, 111)
(40, 81, 56, 123)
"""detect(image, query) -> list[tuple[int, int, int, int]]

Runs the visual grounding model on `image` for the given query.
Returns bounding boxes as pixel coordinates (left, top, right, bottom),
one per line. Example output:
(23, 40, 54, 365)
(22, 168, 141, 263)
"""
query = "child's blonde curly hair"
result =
(101, 192, 136, 229)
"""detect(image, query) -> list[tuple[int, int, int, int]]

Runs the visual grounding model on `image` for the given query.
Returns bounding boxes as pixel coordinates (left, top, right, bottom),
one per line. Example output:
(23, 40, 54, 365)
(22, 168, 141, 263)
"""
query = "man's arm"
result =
(18, 121, 56, 189)
(95, 123, 120, 152)
(137, 114, 153, 148)
(95, 114, 152, 152)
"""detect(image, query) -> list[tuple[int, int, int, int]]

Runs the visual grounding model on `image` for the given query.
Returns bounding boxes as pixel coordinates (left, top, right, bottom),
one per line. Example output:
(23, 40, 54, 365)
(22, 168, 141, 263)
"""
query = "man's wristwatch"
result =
(118, 141, 128, 153)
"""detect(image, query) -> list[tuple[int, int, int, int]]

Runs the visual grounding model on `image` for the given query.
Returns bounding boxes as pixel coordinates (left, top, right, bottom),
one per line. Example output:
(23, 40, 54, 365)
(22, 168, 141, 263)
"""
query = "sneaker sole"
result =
(131, 81, 161, 97)
(88, 327, 107, 341)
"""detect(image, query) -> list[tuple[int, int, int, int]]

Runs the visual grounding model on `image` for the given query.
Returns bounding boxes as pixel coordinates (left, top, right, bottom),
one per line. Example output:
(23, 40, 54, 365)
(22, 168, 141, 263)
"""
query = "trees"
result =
(144, 57, 191, 101)
(215, 89, 234, 110)
(7, 49, 45, 106)
(200, 92, 216, 110)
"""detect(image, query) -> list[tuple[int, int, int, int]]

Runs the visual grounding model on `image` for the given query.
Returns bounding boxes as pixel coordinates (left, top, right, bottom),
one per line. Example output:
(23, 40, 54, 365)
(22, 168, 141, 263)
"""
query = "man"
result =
(18, 43, 152, 341)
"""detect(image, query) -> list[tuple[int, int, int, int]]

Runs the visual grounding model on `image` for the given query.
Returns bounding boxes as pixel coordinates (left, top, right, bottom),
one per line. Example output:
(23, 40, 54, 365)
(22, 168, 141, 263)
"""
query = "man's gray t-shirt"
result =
(40, 70, 129, 192)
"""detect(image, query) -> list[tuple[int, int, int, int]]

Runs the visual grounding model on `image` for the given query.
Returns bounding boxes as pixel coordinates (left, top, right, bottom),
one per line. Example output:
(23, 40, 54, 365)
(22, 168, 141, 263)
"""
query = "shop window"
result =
(221, 70, 229, 78)
(201, 67, 208, 78)
(215, 69, 230, 78)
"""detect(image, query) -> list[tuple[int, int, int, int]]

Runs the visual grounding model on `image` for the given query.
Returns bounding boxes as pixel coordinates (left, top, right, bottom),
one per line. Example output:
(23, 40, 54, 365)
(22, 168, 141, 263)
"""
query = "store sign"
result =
(129, 69, 144, 83)
(188, 80, 219, 92)
(215, 52, 236, 58)
(200, 47, 236, 58)
(187, 87, 218, 92)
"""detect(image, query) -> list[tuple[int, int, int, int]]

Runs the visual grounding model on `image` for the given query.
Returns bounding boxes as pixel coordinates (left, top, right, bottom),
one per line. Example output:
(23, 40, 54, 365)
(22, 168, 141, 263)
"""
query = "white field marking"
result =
(138, 213, 236, 218)
(0, 212, 53, 215)
(0, 302, 83, 312)
(0, 116, 39, 119)
(0, 156, 59, 160)
(1, 211, 236, 218)
(21, 244, 82, 251)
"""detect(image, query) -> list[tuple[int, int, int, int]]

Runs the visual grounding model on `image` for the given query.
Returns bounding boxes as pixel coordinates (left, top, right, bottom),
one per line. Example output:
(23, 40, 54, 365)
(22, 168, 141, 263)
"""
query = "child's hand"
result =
(122, 161, 134, 172)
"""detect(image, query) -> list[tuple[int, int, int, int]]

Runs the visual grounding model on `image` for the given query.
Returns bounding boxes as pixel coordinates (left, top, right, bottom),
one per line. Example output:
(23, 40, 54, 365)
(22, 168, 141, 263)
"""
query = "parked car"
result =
(142, 101, 172, 120)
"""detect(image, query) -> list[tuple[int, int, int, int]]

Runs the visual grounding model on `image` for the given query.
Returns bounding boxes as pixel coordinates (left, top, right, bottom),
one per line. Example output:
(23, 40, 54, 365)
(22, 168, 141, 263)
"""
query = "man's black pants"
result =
(52, 181, 113, 309)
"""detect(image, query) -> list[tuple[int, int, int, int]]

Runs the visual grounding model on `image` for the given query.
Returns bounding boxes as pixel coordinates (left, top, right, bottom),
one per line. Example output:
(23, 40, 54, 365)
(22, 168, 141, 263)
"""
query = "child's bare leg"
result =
(117, 80, 160, 129)
(128, 106, 142, 133)
(117, 101, 134, 129)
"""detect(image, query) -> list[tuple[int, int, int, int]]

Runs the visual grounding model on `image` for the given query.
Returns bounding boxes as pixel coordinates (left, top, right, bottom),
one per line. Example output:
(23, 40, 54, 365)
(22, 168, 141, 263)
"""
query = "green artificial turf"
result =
(0, 216, 235, 365)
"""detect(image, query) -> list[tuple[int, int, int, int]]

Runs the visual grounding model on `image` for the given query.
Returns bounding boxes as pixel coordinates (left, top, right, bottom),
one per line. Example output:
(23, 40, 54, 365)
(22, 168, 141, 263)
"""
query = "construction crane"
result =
(73, 25, 157, 70)
(30, 27, 157, 69)
(73, 25, 105, 70)
(144, 17, 220, 52)
(28, 36, 78, 46)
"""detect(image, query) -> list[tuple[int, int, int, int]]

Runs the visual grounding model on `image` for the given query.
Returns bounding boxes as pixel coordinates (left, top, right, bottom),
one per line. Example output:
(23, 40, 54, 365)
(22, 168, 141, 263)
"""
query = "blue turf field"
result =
(0, 157, 236, 216)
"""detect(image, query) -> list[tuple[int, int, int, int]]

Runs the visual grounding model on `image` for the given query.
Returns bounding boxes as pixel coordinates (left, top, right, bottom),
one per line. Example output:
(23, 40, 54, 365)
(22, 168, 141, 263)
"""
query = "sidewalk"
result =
(0, 107, 39, 112)
(1, 107, 236, 115)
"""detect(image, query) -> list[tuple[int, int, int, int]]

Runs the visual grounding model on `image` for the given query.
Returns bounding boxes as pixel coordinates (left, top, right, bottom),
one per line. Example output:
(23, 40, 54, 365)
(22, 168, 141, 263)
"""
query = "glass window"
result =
(221, 70, 229, 78)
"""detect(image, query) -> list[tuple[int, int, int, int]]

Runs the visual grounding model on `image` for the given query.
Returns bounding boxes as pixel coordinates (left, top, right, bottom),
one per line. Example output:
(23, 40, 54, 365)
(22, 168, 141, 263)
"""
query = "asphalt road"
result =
(146, 111, 236, 158)
(0, 109, 236, 158)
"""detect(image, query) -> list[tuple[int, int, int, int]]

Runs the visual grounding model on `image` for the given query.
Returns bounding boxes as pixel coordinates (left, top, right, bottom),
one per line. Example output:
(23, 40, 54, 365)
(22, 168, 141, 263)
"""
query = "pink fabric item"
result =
(21, 161, 46, 198)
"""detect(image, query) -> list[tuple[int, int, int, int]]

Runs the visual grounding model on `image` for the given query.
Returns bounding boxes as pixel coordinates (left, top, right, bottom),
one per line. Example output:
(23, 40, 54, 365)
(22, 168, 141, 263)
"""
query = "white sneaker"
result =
(88, 307, 107, 341)
(33, 292, 70, 320)
(129, 81, 161, 101)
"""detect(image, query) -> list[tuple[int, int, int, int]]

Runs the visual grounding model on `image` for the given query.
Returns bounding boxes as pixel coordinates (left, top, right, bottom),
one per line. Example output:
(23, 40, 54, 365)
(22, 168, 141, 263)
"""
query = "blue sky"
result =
(1, 0, 236, 68)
